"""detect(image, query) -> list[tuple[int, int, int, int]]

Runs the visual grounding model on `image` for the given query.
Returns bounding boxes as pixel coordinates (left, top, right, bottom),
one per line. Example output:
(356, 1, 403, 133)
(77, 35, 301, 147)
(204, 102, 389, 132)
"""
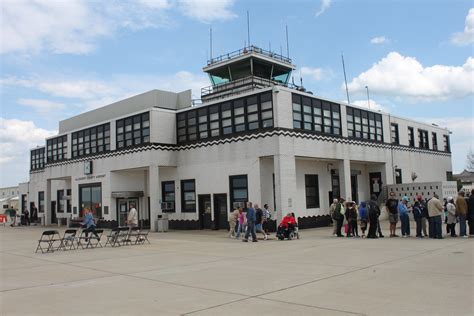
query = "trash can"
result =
(156, 213, 169, 232)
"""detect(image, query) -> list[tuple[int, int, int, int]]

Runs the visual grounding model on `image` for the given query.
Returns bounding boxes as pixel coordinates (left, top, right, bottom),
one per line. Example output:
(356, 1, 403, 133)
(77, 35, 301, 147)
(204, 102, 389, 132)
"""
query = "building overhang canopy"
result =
(111, 191, 144, 198)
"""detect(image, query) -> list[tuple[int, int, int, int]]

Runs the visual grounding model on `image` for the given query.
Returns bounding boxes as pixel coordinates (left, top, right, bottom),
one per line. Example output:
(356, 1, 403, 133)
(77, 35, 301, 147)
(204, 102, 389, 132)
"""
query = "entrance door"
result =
(51, 201, 57, 224)
(116, 198, 139, 227)
(198, 194, 211, 229)
(369, 172, 382, 199)
(350, 175, 358, 204)
(213, 194, 228, 230)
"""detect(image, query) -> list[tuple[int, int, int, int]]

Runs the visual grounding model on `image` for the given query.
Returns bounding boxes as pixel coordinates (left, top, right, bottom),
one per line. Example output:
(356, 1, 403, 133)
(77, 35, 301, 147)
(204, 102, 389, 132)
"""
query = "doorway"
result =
(51, 201, 57, 224)
(198, 194, 211, 229)
(369, 172, 383, 199)
(213, 194, 228, 230)
(116, 198, 139, 227)
(350, 175, 358, 204)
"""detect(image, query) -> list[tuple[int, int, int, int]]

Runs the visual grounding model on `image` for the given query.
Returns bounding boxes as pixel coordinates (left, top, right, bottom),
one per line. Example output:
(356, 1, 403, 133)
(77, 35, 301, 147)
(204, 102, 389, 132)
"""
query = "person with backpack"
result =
(332, 198, 345, 237)
(413, 199, 423, 238)
(367, 195, 380, 239)
(359, 201, 368, 238)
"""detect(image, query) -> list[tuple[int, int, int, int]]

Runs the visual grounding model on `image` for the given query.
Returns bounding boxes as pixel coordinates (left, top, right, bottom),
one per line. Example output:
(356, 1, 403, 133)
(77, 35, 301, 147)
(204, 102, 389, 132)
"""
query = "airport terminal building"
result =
(19, 47, 453, 230)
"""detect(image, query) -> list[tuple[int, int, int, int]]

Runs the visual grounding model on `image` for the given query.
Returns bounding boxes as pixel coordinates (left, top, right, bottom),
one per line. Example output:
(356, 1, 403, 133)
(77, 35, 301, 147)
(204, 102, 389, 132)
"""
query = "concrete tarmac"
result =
(1, 224, 473, 315)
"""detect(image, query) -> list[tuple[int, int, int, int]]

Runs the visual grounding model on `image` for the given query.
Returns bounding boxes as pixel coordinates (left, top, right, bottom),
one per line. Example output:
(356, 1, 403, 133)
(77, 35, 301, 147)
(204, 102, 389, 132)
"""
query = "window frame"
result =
(116, 112, 150, 149)
(181, 179, 196, 213)
(229, 175, 248, 209)
(46, 135, 68, 163)
(30, 147, 45, 170)
(72, 123, 110, 158)
(304, 174, 320, 209)
(443, 135, 450, 152)
(346, 106, 383, 142)
(391, 123, 399, 144)
(408, 127, 415, 147)
(432, 132, 438, 151)
(161, 181, 176, 213)
(292, 94, 341, 136)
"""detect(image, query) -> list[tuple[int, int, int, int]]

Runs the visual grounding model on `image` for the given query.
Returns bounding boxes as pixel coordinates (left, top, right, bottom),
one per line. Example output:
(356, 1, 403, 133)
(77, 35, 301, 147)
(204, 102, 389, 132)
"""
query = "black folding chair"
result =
(58, 229, 78, 251)
(35, 230, 61, 253)
(118, 226, 131, 245)
(135, 228, 150, 245)
(105, 227, 121, 247)
(78, 229, 104, 249)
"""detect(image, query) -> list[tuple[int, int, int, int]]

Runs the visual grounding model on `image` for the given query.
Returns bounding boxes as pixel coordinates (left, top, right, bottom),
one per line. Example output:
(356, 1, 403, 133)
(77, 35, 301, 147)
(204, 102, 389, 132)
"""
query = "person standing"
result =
(332, 198, 345, 237)
(468, 189, 474, 236)
(446, 197, 457, 237)
(386, 192, 399, 237)
(413, 200, 423, 238)
(359, 201, 368, 238)
(243, 202, 257, 242)
(330, 199, 339, 236)
(228, 208, 240, 238)
(398, 196, 411, 237)
(235, 208, 245, 239)
(367, 195, 380, 239)
(455, 191, 468, 238)
(262, 204, 271, 235)
(30, 203, 38, 225)
(127, 203, 138, 238)
(346, 202, 357, 237)
(418, 196, 429, 237)
(427, 193, 444, 239)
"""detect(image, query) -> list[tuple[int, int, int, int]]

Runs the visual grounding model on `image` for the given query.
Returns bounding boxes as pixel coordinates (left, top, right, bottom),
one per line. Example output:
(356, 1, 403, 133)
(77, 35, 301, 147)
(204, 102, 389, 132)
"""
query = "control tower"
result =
(201, 45, 296, 102)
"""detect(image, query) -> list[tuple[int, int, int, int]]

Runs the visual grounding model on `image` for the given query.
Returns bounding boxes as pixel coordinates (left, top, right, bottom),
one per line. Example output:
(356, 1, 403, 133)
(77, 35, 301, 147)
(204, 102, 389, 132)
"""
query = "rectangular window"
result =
(30, 147, 45, 170)
(46, 135, 68, 163)
(181, 179, 196, 213)
(418, 129, 429, 149)
(346, 106, 383, 141)
(72, 123, 110, 158)
(260, 92, 273, 128)
(79, 183, 102, 218)
(66, 189, 71, 213)
(292, 94, 302, 129)
(116, 112, 150, 149)
(443, 135, 450, 152)
(57, 190, 65, 213)
(395, 169, 402, 184)
(246, 96, 259, 130)
(38, 191, 45, 213)
(161, 181, 175, 212)
(432, 132, 438, 150)
(391, 123, 399, 144)
(305, 175, 320, 208)
(229, 175, 248, 209)
(408, 127, 415, 147)
(292, 94, 341, 135)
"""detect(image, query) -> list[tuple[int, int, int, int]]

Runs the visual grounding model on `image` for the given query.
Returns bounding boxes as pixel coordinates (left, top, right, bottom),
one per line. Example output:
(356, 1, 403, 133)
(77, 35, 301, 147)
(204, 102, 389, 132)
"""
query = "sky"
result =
(0, 0, 473, 187)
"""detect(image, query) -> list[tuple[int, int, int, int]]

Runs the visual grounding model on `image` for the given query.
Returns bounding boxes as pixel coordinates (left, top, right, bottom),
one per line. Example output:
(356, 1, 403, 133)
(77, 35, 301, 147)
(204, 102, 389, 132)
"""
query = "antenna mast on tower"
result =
(247, 10, 251, 47)
(341, 53, 350, 104)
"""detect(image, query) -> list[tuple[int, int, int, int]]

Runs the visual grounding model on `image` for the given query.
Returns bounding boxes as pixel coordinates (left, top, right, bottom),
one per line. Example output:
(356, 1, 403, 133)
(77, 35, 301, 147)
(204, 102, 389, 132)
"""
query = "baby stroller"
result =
(276, 223, 300, 240)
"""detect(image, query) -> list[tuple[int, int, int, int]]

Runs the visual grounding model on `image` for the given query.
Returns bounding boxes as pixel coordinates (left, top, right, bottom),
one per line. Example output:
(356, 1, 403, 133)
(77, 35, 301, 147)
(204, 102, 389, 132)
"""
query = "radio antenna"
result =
(247, 10, 251, 47)
(286, 25, 290, 58)
(209, 27, 213, 60)
(341, 52, 350, 104)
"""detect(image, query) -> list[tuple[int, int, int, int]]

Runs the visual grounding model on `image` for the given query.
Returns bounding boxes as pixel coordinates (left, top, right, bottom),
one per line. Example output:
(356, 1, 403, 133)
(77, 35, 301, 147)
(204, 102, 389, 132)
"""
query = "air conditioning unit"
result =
(161, 202, 174, 210)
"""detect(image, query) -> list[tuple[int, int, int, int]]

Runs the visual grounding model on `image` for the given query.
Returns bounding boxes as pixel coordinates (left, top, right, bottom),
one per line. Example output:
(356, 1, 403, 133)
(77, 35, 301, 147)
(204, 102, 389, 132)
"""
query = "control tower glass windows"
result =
(292, 94, 341, 136)
(116, 112, 150, 149)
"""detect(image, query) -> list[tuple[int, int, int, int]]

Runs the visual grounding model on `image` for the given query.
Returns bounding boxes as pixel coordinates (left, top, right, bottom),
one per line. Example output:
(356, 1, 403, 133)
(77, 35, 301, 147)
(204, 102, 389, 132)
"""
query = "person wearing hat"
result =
(455, 191, 468, 238)
(446, 197, 457, 237)
(398, 196, 411, 237)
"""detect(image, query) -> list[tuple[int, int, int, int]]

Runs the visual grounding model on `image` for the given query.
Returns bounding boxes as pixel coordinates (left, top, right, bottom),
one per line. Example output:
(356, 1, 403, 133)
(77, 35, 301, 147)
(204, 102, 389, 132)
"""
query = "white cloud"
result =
(315, 0, 332, 17)
(347, 52, 474, 101)
(0, 118, 56, 185)
(300, 67, 323, 81)
(138, 0, 172, 10)
(421, 117, 474, 173)
(451, 8, 474, 46)
(17, 98, 66, 112)
(351, 99, 389, 112)
(178, 0, 237, 23)
(370, 36, 389, 44)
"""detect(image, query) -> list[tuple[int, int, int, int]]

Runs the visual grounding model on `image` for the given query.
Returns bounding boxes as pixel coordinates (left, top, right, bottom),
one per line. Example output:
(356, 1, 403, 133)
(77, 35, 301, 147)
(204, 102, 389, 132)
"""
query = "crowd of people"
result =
(228, 202, 274, 242)
(330, 189, 474, 239)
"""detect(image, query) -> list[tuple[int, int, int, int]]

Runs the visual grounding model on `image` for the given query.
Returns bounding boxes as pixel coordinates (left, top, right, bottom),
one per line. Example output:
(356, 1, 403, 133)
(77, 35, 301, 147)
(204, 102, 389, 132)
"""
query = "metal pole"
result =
(247, 10, 250, 48)
(365, 85, 371, 110)
(210, 27, 213, 60)
(342, 53, 350, 104)
(286, 25, 290, 58)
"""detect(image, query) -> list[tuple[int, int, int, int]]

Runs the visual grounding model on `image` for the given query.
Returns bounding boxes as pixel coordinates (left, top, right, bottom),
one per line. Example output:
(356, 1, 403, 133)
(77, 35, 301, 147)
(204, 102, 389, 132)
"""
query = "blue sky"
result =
(1, 0, 473, 187)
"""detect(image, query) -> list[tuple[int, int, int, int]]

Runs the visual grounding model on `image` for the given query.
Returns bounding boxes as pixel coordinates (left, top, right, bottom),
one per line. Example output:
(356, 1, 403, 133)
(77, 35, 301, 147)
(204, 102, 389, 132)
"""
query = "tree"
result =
(467, 150, 474, 172)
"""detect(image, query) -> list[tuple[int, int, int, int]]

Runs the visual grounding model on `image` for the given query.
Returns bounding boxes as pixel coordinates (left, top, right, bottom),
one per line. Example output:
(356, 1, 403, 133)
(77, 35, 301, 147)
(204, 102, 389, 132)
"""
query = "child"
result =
(359, 201, 368, 238)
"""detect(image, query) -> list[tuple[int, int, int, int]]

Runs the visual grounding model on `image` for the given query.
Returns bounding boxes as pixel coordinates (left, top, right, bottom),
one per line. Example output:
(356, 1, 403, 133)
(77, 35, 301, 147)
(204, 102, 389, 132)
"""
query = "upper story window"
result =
(292, 94, 341, 136)
(391, 123, 399, 144)
(31, 147, 45, 170)
(116, 112, 150, 149)
(432, 132, 438, 151)
(418, 129, 429, 149)
(346, 107, 383, 141)
(443, 135, 450, 152)
(47, 135, 68, 163)
(408, 127, 415, 147)
(176, 92, 273, 144)
(72, 123, 110, 158)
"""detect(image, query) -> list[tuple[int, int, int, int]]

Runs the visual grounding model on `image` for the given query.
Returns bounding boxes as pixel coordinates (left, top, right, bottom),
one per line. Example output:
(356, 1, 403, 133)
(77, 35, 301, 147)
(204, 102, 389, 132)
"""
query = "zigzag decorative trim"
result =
(35, 128, 450, 170)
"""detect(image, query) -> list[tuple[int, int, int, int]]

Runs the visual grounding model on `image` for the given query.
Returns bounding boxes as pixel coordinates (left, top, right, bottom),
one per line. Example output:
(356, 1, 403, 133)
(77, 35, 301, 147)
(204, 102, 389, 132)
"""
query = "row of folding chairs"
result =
(35, 227, 149, 253)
